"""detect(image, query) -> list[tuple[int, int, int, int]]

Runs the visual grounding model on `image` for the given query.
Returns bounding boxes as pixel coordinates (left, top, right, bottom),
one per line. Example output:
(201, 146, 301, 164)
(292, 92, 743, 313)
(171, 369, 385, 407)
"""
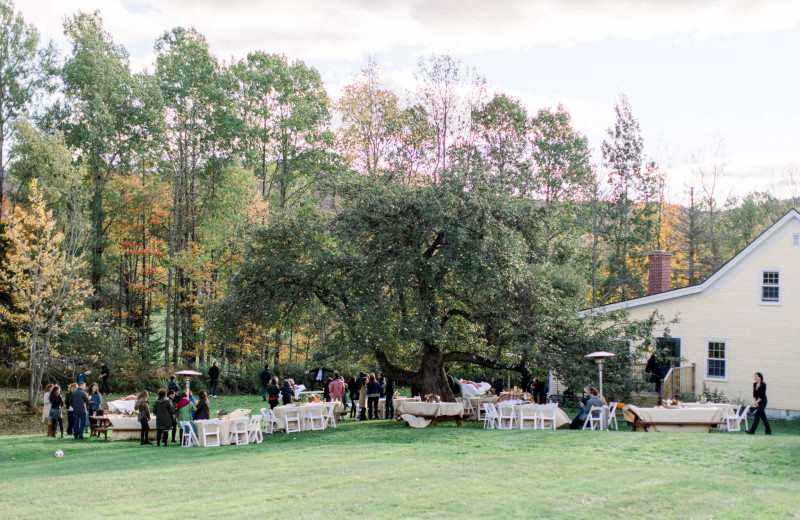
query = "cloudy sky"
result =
(19, 0, 800, 202)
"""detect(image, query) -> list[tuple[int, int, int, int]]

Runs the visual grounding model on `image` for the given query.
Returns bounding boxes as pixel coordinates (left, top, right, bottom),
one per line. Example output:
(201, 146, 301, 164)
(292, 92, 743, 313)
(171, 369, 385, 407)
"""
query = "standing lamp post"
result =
(174, 369, 203, 396)
(584, 351, 616, 400)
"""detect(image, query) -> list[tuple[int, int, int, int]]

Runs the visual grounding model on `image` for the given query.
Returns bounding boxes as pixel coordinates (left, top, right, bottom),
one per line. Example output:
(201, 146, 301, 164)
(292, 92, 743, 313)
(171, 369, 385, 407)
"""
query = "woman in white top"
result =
(42, 384, 53, 422)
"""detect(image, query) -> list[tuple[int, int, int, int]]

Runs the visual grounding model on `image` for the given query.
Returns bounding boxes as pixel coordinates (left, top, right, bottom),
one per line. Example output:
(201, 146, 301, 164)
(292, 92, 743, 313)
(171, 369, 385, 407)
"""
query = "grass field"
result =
(2, 394, 799, 519)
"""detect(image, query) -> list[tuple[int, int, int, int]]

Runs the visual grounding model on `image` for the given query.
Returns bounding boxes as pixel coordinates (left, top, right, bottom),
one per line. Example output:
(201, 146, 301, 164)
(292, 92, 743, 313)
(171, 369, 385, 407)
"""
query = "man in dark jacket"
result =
(260, 365, 272, 401)
(645, 353, 661, 394)
(153, 388, 174, 447)
(305, 366, 334, 390)
(209, 361, 220, 397)
(71, 383, 90, 440)
(99, 362, 111, 395)
(492, 374, 504, 396)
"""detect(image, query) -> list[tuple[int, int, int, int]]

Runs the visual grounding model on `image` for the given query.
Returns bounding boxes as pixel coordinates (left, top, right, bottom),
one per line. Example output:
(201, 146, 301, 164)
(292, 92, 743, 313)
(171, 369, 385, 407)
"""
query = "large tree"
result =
(216, 170, 653, 400)
(0, 0, 52, 222)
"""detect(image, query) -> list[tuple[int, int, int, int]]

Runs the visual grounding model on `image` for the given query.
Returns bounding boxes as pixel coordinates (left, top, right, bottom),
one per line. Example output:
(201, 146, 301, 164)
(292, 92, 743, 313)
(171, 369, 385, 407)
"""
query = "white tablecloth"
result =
(107, 399, 136, 413)
(195, 416, 249, 446)
(495, 402, 571, 429)
(459, 382, 491, 398)
(107, 414, 157, 441)
(272, 402, 344, 432)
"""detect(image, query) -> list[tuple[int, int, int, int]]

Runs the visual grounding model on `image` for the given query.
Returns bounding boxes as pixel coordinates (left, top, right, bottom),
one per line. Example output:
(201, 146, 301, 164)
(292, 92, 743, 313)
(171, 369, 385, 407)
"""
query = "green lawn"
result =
(1, 395, 799, 519)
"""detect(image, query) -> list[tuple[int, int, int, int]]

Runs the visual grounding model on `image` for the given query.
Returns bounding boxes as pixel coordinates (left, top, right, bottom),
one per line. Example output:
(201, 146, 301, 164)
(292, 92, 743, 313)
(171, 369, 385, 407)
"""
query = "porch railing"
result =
(661, 363, 696, 400)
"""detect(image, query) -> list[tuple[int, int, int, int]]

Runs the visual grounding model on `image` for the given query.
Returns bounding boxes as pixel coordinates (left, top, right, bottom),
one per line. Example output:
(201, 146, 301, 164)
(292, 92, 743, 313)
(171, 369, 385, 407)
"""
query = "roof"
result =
(581, 207, 800, 316)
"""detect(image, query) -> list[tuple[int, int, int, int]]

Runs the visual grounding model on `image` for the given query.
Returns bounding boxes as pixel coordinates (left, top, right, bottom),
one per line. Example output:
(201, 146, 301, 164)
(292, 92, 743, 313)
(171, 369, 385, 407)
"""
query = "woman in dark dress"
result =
(747, 372, 771, 435)
(194, 391, 210, 421)
(267, 377, 281, 409)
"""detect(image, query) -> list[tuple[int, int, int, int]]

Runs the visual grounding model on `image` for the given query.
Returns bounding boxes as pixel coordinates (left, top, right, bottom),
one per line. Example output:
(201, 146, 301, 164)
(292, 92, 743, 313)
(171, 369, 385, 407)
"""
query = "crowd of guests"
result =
(42, 381, 103, 439)
(133, 387, 211, 446)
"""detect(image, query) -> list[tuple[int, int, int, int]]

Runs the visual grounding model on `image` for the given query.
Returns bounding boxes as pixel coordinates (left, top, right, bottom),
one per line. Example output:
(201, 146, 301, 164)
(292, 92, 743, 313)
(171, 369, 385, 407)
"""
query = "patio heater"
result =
(584, 351, 616, 400)
(174, 369, 203, 396)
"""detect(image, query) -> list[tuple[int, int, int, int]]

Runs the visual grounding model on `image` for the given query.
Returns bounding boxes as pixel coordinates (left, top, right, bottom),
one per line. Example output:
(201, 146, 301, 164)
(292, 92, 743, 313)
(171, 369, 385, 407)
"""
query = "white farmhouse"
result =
(585, 208, 800, 418)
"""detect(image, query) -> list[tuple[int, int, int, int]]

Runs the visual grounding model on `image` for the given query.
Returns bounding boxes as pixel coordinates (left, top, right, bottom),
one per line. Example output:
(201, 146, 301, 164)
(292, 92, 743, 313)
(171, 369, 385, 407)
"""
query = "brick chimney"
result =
(648, 250, 672, 295)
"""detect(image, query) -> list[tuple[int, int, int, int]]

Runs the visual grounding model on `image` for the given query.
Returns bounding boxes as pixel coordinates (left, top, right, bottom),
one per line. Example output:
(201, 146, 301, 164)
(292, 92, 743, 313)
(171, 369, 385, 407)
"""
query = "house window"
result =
(761, 270, 780, 304)
(793, 233, 800, 246)
(706, 340, 727, 380)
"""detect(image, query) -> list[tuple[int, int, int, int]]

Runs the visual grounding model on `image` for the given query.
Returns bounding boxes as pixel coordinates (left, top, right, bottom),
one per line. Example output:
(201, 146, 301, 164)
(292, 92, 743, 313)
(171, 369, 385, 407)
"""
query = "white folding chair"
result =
(284, 408, 302, 434)
(323, 402, 338, 428)
(720, 404, 742, 432)
(228, 416, 250, 445)
(537, 404, 559, 430)
(247, 414, 263, 443)
(260, 408, 280, 434)
(483, 403, 498, 429)
(462, 398, 475, 420)
(518, 405, 537, 430)
(496, 405, 517, 429)
(180, 421, 199, 447)
(582, 405, 605, 430)
(305, 405, 326, 431)
(737, 405, 751, 432)
(476, 400, 488, 422)
(607, 402, 619, 431)
(199, 419, 220, 447)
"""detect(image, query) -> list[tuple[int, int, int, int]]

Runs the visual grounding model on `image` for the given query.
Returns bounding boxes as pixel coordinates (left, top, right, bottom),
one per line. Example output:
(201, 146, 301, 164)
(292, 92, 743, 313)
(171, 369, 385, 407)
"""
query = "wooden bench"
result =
(89, 424, 112, 440)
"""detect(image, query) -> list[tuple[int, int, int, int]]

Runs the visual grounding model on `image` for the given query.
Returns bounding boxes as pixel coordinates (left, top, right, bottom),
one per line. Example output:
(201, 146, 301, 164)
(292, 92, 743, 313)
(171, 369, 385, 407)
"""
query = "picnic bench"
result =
(89, 416, 113, 440)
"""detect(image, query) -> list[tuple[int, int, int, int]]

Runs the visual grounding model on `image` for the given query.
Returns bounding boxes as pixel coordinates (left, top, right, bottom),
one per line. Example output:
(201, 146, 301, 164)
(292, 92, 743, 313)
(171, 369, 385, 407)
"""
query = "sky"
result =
(18, 0, 800, 203)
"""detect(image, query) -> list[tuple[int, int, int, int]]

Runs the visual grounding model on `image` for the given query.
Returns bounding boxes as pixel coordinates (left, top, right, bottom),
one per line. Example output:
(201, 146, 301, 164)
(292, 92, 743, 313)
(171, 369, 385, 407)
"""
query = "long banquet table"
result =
(495, 402, 571, 429)
(107, 415, 157, 441)
(271, 401, 344, 432)
(624, 405, 724, 433)
(195, 416, 250, 446)
(398, 401, 464, 428)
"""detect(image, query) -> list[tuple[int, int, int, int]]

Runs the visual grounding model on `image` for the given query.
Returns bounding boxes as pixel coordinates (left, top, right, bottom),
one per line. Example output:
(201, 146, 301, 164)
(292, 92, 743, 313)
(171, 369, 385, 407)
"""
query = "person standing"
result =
(168, 390, 179, 443)
(747, 372, 771, 435)
(99, 362, 111, 395)
(209, 361, 220, 397)
(88, 383, 103, 427)
(65, 383, 77, 437)
(492, 374, 504, 396)
(135, 391, 152, 445)
(260, 364, 272, 401)
(358, 373, 368, 420)
(153, 388, 174, 447)
(267, 377, 281, 409)
(323, 377, 333, 402)
(329, 373, 345, 409)
(305, 366, 334, 390)
(194, 391, 210, 421)
(348, 377, 360, 418)
(49, 385, 64, 438)
(176, 393, 197, 444)
(167, 376, 180, 395)
(645, 353, 661, 394)
(71, 383, 90, 440)
(280, 379, 294, 405)
(383, 375, 395, 420)
(366, 374, 381, 420)
(42, 384, 53, 437)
